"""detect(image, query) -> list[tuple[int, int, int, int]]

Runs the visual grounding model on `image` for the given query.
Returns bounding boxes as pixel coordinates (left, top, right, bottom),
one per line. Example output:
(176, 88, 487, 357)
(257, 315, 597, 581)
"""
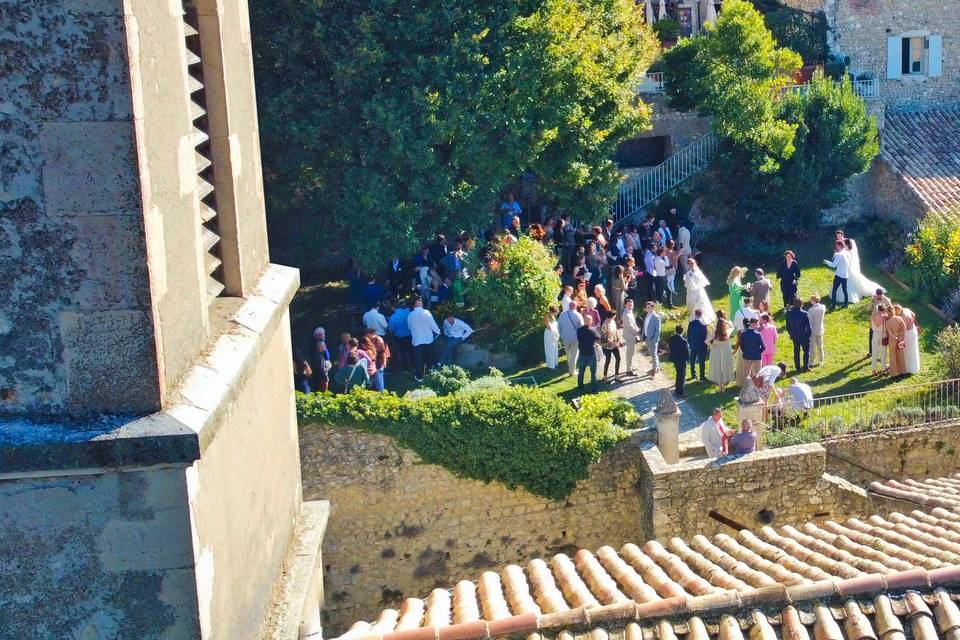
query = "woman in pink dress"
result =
(758, 312, 778, 367)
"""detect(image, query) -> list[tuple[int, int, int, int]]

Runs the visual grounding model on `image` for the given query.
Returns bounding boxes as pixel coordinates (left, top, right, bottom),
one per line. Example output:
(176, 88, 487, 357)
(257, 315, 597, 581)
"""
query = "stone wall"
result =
(831, 0, 960, 109)
(299, 427, 649, 634)
(637, 442, 872, 541)
(636, 95, 713, 158)
(870, 158, 928, 225)
(824, 421, 960, 486)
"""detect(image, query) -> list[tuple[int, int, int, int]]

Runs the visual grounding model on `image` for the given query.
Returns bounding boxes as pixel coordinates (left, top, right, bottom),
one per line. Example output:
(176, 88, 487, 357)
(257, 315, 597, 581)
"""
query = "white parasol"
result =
(658, 0, 667, 21)
(645, 0, 655, 24)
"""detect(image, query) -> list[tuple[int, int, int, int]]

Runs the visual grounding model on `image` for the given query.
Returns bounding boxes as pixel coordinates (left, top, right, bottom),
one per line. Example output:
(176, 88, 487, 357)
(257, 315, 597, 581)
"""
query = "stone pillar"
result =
(656, 390, 681, 464)
(737, 398, 766, 450)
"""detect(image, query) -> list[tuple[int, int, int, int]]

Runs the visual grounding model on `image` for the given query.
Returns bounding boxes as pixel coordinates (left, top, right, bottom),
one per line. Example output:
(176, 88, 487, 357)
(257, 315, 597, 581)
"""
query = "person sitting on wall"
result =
(700, 407, 733, 458)
(729, 420, 757, 455)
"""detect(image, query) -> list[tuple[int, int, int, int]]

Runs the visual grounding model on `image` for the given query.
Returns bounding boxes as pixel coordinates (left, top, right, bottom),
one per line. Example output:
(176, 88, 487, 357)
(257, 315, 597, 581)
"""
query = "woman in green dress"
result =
(726, 266, 748, 319)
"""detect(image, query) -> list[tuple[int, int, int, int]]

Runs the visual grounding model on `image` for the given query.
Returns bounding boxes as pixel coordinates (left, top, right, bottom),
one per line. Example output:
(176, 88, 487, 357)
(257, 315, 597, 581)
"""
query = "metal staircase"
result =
(612, 132, 718, 225)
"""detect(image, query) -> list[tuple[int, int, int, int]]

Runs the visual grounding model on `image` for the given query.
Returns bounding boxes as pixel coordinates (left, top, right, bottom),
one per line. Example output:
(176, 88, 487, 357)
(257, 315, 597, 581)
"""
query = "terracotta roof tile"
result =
(336, 476, 960, 640)
(881, 109, 960, 216)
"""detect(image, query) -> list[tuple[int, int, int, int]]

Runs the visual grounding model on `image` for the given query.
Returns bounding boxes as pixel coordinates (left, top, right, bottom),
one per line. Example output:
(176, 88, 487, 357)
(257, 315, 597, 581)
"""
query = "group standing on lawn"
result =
(293, 194, 922, 406)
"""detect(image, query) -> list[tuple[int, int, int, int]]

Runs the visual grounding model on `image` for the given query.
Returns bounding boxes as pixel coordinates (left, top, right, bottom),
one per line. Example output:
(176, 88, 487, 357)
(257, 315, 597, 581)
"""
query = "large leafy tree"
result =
(663, 0, 802, 173)
(661, 0, 877, 235)
(250, 0, 656, 273)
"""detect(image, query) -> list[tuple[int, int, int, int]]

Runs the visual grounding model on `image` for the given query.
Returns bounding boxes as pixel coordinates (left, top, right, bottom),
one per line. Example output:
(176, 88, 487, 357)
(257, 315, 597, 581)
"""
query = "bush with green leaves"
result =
(424, 365, 473, 396)
(938, 326, 960, 379)
(469, 236, 561, 349)
(297, 386, 632, 499)
(904, 216, 960, 303)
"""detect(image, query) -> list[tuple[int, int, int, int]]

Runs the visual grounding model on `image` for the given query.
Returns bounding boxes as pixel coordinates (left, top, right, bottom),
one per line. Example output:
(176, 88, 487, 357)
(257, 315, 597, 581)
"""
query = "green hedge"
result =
(297, 387, 632, 500)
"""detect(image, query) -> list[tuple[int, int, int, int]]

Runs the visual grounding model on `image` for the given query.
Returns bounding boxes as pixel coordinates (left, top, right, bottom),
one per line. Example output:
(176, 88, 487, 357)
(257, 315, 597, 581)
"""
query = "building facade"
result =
(1, 1, 323, 638)
(828, 0, 958, 110)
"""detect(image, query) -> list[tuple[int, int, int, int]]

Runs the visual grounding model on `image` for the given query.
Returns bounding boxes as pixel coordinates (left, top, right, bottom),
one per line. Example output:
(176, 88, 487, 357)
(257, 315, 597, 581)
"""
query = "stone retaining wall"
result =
(637, 442, 872, 541)
(299, 426, 649, 634)
(824, 421, 960, 485)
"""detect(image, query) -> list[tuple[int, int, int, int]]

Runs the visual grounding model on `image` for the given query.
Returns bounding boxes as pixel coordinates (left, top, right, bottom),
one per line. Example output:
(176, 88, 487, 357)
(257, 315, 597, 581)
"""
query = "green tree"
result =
(661, 0, 877, 235)
(250, 0, 656, 273)
(662, 0, 802, 173)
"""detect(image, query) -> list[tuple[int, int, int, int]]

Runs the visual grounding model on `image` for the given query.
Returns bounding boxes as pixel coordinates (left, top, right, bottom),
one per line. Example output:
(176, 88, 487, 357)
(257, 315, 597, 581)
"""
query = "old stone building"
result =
(1, 1, 324, 638)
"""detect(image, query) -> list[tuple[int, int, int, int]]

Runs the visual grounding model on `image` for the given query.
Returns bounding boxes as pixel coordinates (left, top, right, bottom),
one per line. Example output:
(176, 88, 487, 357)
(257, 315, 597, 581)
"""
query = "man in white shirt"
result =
(676, 224, 691, 260)
(559, 285, 574, 315)
(439, 314, 474, 365)
(733, 295, 759, 334)
(807, 294, 826, 367)
(557, 300, 584, 377)
(823, 241, 850, 309)
(784, 378, 814, 418)
(407, 299, 441, 382)
(700, 407, 732, 458)
(362, 302, 388, 337)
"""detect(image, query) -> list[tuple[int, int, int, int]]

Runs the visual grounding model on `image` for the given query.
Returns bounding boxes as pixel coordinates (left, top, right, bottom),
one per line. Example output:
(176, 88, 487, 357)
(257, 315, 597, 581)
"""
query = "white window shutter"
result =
(929, 35, 943, 77)
(887, 36, 902, 79)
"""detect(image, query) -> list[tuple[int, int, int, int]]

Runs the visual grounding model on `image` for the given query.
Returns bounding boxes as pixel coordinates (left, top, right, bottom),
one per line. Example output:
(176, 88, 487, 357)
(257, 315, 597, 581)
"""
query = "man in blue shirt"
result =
(500, 193, 521, 229)
(738, 317, 765, 382)
(388, 301, 413, 369)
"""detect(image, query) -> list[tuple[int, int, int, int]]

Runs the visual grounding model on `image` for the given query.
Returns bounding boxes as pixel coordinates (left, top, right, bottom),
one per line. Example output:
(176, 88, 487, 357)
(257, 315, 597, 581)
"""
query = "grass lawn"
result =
(669, 237, 946, 418)
(288, 234, 947, 416)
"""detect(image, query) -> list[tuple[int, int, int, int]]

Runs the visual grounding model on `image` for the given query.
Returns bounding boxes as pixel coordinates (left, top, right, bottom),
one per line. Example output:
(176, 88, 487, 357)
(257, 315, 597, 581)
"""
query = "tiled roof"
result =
(881, 109, 960, 215)
(869, 474, 960, 509)
(334, 505, 960, 640)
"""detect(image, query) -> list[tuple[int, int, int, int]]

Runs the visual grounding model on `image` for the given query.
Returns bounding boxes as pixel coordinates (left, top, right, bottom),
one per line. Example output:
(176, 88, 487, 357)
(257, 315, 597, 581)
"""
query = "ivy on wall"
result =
(297, 387, 634, 500)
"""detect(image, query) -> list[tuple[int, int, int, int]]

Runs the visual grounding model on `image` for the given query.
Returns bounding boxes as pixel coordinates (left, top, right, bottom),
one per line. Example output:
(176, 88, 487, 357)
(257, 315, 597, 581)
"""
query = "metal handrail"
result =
(638, 72, 664, 94)
(782, 77, 880, 100)
(613, 133, 718, 225)
(765, 377, 960, 444)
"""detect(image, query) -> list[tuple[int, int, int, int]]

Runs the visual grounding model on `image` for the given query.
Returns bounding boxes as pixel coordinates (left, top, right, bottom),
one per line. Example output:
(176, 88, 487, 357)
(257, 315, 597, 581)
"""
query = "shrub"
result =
(905, 216, 960, 303)
(942, 288, 960, 323)
(459, 375, 510, 395)
(297, 386, 628, 499)
(653, 18, 681, 42)
(938, 326, 960, 378)
(762, 6, 828, 64)
(424, 365, 472, 396)
(578, 392, 644, 430)
(469, 236, 561, 350)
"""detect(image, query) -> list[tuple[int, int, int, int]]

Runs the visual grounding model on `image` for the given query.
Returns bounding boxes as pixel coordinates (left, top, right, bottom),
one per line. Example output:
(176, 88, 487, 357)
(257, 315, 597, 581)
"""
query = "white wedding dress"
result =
(845, 239, 883, 303)
(684, 268, 716, 325)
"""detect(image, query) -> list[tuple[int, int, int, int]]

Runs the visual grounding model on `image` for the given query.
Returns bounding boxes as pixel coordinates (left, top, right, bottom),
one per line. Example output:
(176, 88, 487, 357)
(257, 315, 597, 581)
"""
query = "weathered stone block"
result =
(59, 309, 160, 414)
(69, 215, 151, 310)
(40, 121, 140, 216)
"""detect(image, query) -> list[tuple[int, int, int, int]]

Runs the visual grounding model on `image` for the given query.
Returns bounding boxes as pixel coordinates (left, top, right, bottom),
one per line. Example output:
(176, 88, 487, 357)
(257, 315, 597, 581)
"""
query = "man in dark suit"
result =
(668, 325, 690, 398)
(687, 309, 708, 381)
(386, 257, 408, 299)
(785, 298, 812, 372)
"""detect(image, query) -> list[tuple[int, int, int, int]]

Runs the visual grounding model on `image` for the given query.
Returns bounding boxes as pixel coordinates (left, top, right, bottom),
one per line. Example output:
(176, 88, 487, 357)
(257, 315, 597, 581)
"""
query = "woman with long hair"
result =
(895, 304, 921, 374)
(707, 310, 735, 392)
(599, 315, 623, 382)
(726, 266, 747, 319)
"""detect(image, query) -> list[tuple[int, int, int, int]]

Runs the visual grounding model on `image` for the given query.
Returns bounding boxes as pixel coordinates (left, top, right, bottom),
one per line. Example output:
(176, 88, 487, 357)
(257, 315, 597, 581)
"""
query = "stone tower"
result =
(1, 1, 324, 638)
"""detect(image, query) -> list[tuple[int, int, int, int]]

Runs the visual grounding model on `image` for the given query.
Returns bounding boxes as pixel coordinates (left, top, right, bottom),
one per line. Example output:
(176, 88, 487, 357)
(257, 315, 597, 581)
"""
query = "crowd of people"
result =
(293, 187, 922, 414)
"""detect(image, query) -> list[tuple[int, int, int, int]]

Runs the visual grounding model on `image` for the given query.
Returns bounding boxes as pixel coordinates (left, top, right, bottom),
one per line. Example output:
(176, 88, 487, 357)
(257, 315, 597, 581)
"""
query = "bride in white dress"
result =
(844, 237, 883, 303)
(683, 257, 716, 325)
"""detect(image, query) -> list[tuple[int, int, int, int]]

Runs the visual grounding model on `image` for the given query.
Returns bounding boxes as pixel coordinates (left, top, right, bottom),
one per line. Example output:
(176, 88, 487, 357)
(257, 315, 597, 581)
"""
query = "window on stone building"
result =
(887, 33, 943, 79)
(902, 37, 927, 76)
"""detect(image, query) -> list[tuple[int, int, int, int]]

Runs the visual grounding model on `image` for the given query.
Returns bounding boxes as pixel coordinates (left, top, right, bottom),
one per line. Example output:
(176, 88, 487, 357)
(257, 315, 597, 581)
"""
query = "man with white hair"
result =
(558, 300, 584, 377)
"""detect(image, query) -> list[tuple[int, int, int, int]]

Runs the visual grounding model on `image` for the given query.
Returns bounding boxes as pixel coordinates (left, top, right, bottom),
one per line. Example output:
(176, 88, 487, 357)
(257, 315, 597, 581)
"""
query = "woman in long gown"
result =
(895, 305, 921, 374)
(543, 306, 560, 369)
(726, 266, 747, 319)
(683, 257, 716, 325)
(707, 310, 735, 392)
(884, 308, 907, 377)
(844, 237, 883, 303)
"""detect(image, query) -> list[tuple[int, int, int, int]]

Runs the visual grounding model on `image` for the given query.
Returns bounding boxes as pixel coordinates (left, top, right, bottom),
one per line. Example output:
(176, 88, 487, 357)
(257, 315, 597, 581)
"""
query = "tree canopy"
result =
(250, 0, 657, 273)
(661, 0, 877, 236)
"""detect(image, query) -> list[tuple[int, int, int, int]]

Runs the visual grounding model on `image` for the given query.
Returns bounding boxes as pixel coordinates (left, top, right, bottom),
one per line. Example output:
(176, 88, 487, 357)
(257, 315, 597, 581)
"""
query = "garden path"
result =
(607, 344, 706, 441)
